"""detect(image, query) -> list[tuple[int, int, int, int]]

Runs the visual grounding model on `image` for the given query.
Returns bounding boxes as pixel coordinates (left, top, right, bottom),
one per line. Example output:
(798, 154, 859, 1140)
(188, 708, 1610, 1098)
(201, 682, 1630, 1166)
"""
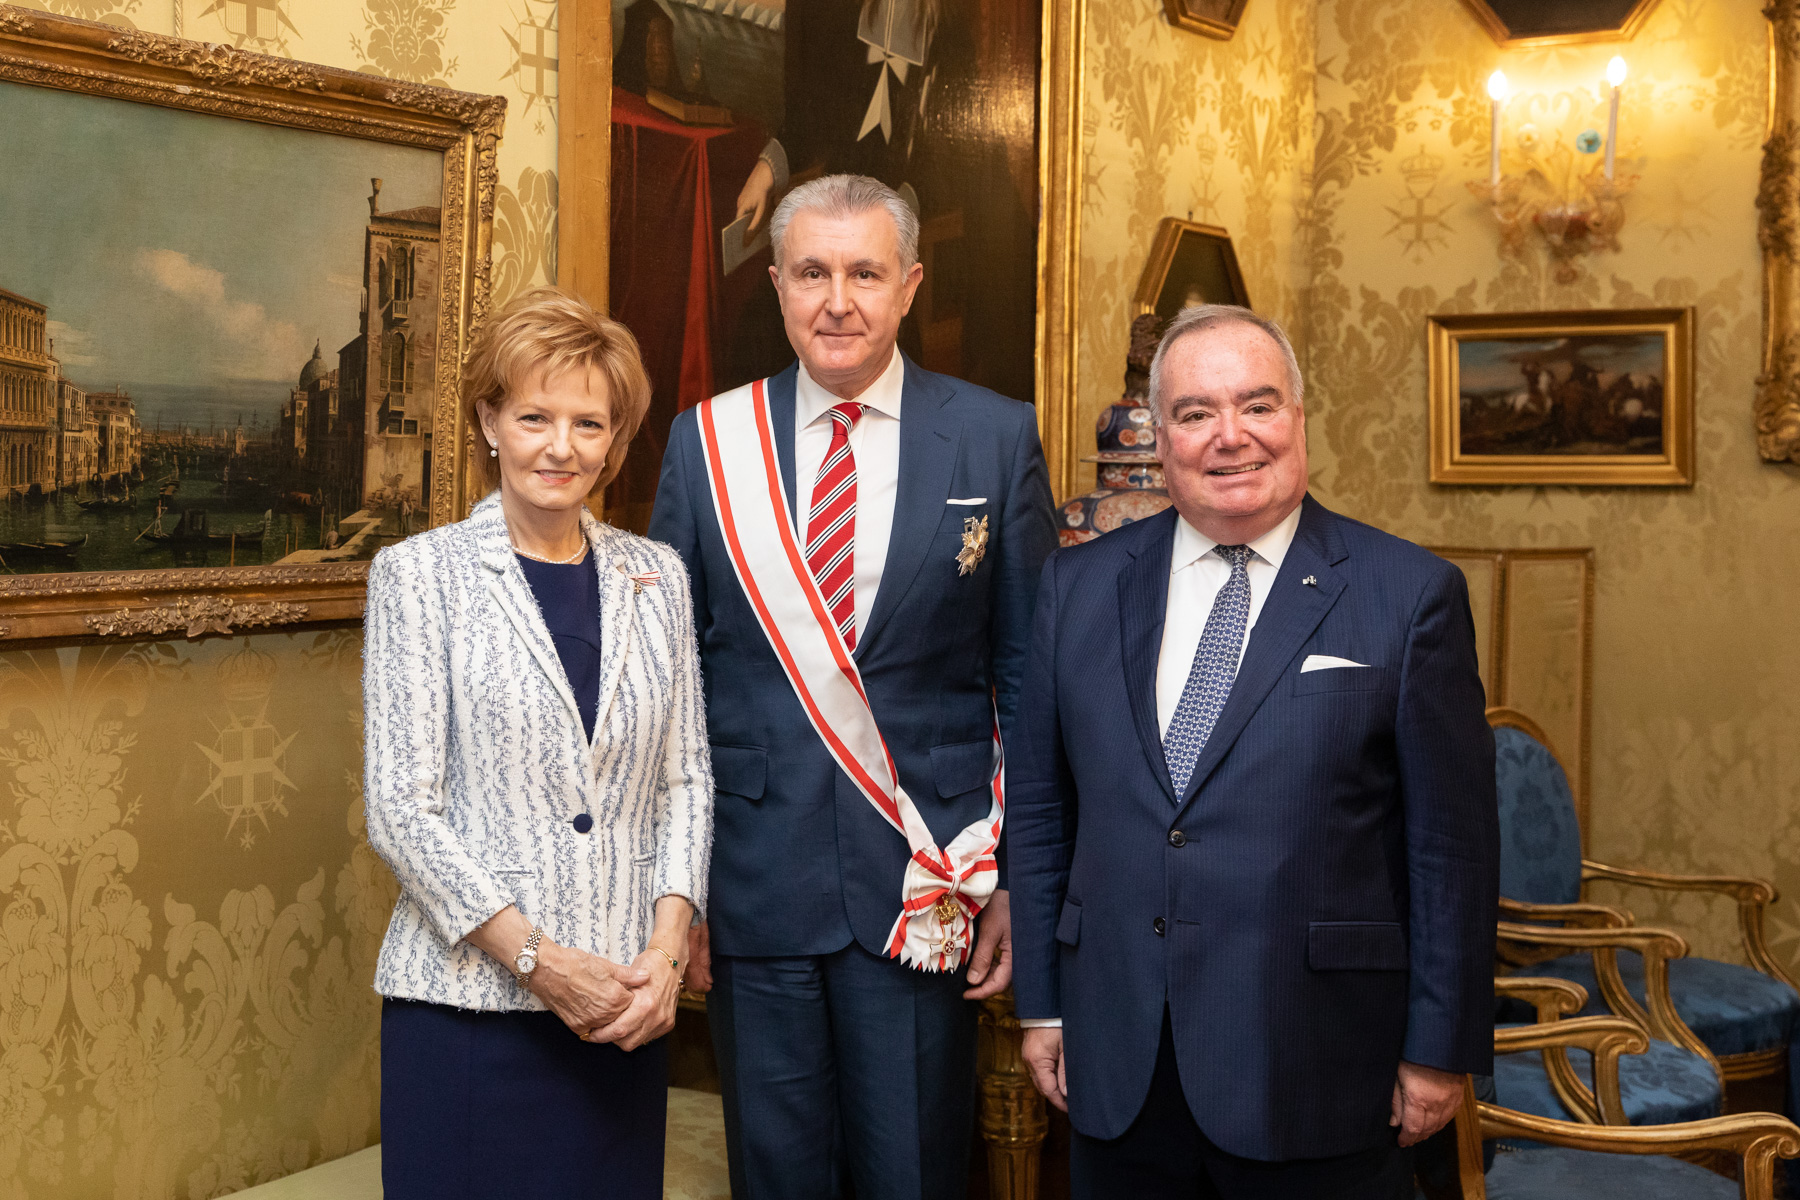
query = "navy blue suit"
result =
(650, 356, 1057, 1198)
(1009, 497, 1498, 1169)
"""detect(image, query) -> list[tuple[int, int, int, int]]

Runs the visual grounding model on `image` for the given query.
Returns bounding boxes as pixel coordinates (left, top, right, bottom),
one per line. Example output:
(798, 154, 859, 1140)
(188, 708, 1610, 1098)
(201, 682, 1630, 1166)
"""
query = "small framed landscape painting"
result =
(0, 7, 501, 640)
(1427, 308, 1694, 487)
(1132, 219, 1251, 322)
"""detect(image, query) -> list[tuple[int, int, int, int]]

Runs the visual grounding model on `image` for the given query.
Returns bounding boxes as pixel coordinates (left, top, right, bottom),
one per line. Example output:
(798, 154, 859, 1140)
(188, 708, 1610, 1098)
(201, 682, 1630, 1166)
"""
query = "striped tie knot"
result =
(827, 402, 867, 438)
(808, 402, 868, 649)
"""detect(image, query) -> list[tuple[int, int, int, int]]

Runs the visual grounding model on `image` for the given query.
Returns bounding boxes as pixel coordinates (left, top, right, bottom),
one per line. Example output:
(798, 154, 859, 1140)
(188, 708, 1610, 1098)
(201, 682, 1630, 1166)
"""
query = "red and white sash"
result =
(696, 378, 1004, 972)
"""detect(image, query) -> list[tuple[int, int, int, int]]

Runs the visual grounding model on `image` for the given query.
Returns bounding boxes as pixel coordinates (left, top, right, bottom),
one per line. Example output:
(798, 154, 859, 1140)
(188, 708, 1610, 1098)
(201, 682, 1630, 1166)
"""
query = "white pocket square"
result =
(1300, 655, 1370, 673)
(946, 497, 987, 506)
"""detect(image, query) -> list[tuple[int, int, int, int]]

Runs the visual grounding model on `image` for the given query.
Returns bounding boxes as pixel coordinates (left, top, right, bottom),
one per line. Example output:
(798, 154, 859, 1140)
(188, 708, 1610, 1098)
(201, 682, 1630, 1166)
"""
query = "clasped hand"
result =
(532, 941, 680, 1051)
(467, 900, 690, 1052)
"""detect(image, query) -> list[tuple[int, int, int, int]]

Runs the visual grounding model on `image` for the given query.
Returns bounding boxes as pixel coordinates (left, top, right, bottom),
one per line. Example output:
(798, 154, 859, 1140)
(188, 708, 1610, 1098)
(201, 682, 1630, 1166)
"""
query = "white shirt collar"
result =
(1170, 501, 1304, 575)
(796, 347, 905, 428)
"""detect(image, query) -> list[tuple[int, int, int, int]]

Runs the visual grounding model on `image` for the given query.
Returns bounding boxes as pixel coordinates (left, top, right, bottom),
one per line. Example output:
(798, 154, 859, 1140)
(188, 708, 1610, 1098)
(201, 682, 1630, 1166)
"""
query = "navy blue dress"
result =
(380, 552, 668, 1200)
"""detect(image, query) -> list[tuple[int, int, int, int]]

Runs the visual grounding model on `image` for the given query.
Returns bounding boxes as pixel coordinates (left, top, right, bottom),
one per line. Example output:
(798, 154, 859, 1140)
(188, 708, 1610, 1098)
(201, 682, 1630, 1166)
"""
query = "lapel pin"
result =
(620, 562, 662, 594)
(1302, 575, 1318, 586)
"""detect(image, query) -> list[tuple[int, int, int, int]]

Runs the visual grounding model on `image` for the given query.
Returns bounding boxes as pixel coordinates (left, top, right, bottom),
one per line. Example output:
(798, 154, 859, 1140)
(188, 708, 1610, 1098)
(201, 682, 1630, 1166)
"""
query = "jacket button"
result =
(572, 813, 593, 833)
(1168, 830, 1186, 847)
(1153, 917, 1166, 936)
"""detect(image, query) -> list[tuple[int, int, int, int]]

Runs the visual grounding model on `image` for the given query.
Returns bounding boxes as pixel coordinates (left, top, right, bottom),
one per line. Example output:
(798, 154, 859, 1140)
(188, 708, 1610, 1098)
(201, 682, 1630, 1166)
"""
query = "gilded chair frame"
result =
(1496, 920, 1720, 1082)
(1490, 706, 1798, 1097)
(1453, 986, 1800, 1200)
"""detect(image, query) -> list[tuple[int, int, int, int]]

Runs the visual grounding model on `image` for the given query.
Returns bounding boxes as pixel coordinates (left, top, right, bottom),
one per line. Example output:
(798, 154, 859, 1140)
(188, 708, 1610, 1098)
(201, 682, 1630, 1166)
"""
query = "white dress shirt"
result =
(1018, 501, 1302, 1032)
(1155, 503, 1303, 736)
(794, 347, 905, 639)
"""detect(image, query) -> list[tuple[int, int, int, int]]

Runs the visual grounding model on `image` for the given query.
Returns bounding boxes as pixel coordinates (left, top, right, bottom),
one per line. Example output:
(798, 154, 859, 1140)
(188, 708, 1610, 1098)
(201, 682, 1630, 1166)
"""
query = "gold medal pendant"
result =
(956, 515, 989, 576)
(933, 893, 964, 955)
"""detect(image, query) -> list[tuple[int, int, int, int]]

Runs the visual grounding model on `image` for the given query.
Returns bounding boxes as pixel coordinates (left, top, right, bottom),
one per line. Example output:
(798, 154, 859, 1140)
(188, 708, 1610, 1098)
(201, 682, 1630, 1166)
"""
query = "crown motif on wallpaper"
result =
(217, 642, 278, 705)
(1194, 129, 1218, 172)
(1400, 145, 1444, 189)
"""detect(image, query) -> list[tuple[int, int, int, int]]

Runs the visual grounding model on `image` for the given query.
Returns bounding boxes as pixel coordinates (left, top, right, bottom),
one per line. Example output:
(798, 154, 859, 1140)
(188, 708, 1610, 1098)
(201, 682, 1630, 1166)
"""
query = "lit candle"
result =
(1487, 70, 1509, 187)
(1604, 56, 1627, 181)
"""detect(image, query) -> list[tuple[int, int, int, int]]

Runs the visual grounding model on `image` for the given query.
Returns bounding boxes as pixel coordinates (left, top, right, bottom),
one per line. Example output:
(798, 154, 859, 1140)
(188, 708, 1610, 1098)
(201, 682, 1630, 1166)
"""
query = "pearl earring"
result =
(490, 448, 497, 457)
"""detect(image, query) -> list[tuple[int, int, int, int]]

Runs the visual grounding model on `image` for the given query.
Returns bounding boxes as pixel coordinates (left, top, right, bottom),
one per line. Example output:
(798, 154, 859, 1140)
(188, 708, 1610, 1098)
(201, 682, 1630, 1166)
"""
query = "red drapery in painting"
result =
(608, 88, 767, 528)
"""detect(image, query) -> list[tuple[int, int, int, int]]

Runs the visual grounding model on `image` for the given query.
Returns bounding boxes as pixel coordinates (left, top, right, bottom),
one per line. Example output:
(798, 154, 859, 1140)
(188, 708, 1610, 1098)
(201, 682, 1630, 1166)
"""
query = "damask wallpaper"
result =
(1, 0, 1796, 1196)
(1080, 0, 1800, 975)
(0, 633, 390, 1198)
(1075, 0, 1316, 490)
(1303, 0, 1800, 971)
(0, 0, 550, 1191)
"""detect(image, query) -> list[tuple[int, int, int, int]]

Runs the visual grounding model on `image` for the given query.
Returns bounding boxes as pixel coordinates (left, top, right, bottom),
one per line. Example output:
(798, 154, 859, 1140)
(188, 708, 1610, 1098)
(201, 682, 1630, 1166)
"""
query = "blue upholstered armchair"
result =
(1489, 972, 1721, 1136)
(1489, 707, 1800, 1118)
(1436, 993, 1800, 1200)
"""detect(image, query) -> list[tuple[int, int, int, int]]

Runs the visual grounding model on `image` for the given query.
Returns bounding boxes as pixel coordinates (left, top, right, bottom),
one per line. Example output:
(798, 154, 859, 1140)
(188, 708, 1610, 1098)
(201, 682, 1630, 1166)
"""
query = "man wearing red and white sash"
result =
(650, 173, 1056, 1198)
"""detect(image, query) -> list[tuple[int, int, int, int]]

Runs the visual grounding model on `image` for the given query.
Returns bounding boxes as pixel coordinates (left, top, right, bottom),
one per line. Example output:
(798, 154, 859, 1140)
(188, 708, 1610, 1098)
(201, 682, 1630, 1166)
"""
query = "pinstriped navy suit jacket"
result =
(649, 356, 1058, 959)
(1009, 496, 1498, 1161)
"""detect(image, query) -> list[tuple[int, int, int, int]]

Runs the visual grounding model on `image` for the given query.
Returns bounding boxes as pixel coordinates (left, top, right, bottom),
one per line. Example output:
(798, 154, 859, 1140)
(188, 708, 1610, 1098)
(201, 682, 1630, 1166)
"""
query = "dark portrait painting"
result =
(1455, 333, 1666, 457)
(607, 0, 1042, 528)
(1133, 219, 1250, 322)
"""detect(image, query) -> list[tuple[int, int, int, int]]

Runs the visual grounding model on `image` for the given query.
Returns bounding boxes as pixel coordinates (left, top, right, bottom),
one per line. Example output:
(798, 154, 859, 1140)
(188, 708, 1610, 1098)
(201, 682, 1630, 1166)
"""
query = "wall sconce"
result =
(1468, 58, 1636, 284)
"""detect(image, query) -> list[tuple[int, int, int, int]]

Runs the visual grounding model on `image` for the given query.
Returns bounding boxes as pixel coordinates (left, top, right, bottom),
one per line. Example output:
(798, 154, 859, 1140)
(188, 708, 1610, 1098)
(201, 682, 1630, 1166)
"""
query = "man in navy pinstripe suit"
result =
(1009, 305, 1498, 1198)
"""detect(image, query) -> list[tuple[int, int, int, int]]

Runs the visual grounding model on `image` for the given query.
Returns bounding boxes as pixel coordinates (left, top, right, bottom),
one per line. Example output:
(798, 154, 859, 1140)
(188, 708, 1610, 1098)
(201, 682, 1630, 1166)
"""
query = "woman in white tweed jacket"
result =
(363, 288, 711, 1199)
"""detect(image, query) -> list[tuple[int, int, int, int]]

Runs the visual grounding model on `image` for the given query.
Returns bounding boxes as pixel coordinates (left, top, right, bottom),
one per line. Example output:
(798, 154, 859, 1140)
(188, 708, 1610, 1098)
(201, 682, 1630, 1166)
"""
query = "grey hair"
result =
(769, 174, 920, 270)
(1147, 304, 1305, 422)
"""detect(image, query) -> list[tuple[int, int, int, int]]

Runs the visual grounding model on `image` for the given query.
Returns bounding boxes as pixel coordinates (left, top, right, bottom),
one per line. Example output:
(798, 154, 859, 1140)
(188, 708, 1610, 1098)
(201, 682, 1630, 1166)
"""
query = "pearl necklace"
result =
(512, 539, 588, 565)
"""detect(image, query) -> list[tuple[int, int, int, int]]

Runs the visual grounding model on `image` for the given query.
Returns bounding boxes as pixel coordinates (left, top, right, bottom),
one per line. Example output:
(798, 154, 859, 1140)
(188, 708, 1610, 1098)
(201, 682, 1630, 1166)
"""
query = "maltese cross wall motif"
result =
(197, 718, 298, 849)
(195, 644, 298, 849)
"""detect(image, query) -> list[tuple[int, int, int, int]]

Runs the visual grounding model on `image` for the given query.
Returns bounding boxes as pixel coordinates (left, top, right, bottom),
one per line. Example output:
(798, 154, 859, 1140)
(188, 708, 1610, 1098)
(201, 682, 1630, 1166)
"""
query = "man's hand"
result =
(1390, 1061, 1464, 1147)
(685, 920, 713, 993)
(962, 890, 1013, 1000)
(1022, 1027, 1067, 1112)
(735, 159, 776, 234)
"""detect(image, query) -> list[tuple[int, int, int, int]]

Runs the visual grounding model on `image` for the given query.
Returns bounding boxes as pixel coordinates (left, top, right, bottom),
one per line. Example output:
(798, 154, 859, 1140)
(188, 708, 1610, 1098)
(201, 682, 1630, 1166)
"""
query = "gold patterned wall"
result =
(1303, 0, 1800, 969)
(0, 0, 549, 1191)
(1079, 0, 1800, 974)
(1075, 0, 1316, 494)
(0, 632, 391, 1198)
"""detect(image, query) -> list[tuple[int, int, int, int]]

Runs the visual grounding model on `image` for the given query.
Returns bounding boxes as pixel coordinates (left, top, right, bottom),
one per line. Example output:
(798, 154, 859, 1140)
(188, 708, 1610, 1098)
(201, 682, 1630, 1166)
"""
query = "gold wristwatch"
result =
(513, 926, 544, 989)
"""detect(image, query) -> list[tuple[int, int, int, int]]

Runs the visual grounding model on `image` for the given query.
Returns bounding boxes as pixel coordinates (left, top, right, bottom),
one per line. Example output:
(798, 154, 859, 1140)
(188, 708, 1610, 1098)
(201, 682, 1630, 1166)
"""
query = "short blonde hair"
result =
(462, 287, 652, 498)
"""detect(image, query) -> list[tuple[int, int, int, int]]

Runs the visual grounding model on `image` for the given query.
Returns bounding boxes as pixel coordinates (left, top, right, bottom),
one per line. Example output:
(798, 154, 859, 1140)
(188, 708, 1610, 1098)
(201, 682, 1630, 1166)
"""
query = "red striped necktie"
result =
(807, 401, 867, 649)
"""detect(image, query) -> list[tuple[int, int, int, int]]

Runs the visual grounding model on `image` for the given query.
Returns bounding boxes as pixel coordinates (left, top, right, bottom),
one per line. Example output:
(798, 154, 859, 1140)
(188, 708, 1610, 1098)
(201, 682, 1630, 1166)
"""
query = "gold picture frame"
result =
(1455, 0, 1661, 48)
(1758, 0, 1800, 465)
(1163, 0, 1249, 40)
(1427, 308, 1694, 487)
(1427, 545, 1594, 834)
(1132, 219, 1252, 321)
(0, 6, 501, 641)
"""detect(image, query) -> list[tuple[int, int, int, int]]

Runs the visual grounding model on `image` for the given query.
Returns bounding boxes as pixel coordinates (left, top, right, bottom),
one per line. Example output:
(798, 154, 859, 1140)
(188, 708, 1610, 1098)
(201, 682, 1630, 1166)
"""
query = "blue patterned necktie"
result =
(1163, 544, 1254, 797)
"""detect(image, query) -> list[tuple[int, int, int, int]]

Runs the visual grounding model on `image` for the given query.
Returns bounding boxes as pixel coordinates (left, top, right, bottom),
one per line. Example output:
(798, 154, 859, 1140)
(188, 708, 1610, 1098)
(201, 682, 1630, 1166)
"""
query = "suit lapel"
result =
(583, 510, 639, 742)
(1172, 497, 1348, 817)
(856, 356, 959, 657)
(473, 495, 586, 742)
(767, 363, 800, 531)
(1120, 508, 1179, 803)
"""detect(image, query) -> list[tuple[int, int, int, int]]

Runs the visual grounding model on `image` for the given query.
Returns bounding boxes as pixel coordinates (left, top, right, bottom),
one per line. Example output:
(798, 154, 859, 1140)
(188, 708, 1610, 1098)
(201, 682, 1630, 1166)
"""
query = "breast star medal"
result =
(956, 514, 989, 576)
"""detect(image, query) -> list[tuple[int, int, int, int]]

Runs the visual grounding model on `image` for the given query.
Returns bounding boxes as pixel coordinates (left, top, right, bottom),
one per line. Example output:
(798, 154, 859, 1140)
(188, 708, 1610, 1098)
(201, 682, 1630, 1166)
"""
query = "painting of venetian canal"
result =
(0, 78, 446, 576)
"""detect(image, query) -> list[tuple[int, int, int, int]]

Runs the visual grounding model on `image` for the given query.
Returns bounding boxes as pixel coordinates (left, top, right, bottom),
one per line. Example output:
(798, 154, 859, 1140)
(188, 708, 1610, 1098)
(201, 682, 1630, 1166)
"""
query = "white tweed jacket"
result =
(362, 492, 713, 1011)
